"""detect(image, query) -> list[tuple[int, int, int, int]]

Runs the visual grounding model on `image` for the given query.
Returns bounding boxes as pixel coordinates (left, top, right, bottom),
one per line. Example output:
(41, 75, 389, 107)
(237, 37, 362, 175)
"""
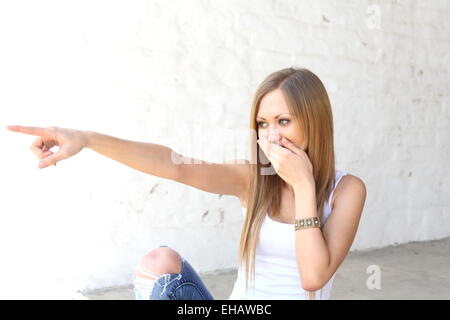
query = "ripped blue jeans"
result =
(134, 245, 214, 300)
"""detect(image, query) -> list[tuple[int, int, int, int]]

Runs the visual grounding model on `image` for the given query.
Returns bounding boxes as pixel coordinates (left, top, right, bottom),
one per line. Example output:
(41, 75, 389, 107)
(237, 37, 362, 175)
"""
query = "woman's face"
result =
(256, 88, 307, 151)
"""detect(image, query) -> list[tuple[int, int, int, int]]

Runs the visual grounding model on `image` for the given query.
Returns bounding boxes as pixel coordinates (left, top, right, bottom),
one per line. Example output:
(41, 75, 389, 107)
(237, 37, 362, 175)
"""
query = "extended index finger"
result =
(6, 125, 48, 136)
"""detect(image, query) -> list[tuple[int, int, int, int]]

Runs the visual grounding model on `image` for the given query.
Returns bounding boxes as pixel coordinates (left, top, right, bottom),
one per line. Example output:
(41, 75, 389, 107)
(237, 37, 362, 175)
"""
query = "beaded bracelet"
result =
(294, 217, 322, 231)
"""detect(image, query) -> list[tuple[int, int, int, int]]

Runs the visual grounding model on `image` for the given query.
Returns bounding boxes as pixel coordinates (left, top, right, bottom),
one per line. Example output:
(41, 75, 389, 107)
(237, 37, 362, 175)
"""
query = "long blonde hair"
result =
(239, 67, 336, 299)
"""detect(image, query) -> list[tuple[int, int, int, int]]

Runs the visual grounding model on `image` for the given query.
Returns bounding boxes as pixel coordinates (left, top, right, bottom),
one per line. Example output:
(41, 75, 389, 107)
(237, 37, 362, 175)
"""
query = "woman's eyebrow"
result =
(256, 113, 291, 120)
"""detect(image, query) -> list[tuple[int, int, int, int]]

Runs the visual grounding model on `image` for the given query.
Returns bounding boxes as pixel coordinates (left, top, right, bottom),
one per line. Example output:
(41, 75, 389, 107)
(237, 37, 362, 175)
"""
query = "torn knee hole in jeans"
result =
(134, 266, 183, 298)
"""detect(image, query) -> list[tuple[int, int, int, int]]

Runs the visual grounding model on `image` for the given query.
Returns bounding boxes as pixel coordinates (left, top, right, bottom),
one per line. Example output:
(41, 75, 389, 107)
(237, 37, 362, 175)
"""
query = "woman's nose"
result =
(267, 128, 281, 144)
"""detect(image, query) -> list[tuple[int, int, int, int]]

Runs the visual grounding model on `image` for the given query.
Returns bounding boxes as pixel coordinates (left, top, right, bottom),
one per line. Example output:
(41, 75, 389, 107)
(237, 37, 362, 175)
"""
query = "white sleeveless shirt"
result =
(228, 170, 348, 300)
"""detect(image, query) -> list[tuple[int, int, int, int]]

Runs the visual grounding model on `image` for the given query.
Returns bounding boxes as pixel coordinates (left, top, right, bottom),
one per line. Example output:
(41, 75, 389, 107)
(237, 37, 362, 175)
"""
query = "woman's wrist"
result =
(293, 178, 315, 194)
(294, 186, 317, 220)
(82, 130, 96, 149)
(294, 185, 316, 200)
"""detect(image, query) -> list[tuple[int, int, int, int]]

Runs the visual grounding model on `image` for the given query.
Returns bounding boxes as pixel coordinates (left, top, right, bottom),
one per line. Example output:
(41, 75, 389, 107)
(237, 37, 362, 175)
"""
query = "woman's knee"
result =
(137, 247, 183, 278)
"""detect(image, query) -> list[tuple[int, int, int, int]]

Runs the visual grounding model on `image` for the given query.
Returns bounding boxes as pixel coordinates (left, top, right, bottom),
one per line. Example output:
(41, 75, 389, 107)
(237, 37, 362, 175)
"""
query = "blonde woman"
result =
(7, 67, 366, 300)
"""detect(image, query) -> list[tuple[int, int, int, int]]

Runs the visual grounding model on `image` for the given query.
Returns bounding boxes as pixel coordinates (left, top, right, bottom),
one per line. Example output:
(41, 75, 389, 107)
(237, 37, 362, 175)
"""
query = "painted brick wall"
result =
(0, 0, 448, 296)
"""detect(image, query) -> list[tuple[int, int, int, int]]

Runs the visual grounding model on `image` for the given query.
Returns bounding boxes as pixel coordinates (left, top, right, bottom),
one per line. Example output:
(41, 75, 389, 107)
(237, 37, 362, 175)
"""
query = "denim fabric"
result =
(134, 245, 214, 300)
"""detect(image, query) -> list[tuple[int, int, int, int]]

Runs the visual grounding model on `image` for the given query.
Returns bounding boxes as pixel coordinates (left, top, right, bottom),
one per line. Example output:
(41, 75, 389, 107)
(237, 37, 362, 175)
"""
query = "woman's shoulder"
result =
(335, 170, 364, 185)
(337, 172, 365, 187)
(332, 172, 366, 209)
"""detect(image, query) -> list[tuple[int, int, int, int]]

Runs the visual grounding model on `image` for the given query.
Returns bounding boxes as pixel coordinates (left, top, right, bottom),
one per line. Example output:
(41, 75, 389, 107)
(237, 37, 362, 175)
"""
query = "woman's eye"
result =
(257, 122, 267, 128)
(257, 119, 290, 127)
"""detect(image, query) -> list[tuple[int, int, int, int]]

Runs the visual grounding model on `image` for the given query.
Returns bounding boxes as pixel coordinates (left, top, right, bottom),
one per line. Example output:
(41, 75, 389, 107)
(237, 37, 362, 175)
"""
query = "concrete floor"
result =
(82, 236, 450, 300)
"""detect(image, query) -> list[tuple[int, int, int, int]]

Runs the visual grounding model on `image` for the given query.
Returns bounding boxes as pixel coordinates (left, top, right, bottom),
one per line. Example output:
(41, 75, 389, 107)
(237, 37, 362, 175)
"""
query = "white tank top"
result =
(228, 170, 347, 300)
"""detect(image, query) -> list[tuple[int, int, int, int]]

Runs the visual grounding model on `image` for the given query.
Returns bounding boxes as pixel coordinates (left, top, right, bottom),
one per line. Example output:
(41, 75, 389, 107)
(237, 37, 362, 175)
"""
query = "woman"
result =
(7, 67, 366, 300)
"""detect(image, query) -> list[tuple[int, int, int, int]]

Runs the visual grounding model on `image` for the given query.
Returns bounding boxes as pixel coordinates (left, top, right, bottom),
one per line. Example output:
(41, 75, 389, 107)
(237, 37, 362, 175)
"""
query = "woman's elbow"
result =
(301, 277, 324, 292)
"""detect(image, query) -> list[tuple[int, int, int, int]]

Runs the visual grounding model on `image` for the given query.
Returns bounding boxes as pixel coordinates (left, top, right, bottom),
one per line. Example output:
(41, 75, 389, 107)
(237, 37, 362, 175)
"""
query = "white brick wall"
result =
(0, 0, 448, 296)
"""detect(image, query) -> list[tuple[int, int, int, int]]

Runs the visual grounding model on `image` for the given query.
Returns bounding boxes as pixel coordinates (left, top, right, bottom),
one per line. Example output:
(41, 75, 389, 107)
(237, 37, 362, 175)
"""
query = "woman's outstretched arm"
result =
(85, 130, 181, 180)
(86, 131, 250, 198)
(7, 125, 250, 200)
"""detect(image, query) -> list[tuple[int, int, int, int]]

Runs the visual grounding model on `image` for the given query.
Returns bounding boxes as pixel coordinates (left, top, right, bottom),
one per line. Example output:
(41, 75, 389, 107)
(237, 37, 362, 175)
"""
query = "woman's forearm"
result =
(293, 185, 331, 291)
(84, 131, 181, 180)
